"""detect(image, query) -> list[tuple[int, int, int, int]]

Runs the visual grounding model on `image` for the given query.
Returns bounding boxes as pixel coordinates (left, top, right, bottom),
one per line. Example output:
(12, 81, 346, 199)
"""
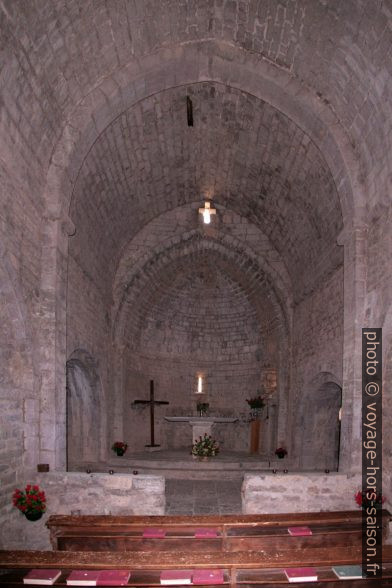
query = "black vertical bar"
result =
(186, 96, 193, 126)
(150, 379, 155, 446)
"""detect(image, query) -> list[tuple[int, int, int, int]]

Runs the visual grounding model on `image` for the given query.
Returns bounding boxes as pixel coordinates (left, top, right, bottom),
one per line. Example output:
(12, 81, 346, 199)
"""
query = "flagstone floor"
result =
(165, 479, 243, 515)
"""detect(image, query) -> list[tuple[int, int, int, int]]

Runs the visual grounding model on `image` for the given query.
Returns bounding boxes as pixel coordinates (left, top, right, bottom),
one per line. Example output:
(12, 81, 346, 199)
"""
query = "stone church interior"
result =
(0, 0, 391, 568)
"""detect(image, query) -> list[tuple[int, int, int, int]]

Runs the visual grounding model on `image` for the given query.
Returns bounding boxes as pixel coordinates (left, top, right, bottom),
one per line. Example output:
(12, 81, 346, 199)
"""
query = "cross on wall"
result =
(132, 380, 169, 448)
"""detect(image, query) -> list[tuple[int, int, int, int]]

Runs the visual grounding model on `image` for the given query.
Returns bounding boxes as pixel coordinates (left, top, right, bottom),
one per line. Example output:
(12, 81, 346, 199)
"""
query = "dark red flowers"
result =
(12, 484, 46, 514)
(112, 441, 128, 451)
(355, 490, 385, 508)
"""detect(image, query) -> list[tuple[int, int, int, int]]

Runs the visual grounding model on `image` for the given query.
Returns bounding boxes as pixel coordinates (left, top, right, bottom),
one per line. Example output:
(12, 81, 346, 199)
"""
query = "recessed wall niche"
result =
(121, 254, 283, 454)
(66, 350, 103, 468)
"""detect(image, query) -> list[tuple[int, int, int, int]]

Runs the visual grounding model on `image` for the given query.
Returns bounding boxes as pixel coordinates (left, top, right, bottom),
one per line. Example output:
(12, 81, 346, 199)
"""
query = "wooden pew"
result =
(0, 546, 391, 586)
(46, 510, 391, 552)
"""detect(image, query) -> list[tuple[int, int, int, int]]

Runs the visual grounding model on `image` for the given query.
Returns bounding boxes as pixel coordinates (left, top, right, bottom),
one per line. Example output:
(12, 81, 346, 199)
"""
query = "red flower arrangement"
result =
(355, 490, 385, 509)
(12, 484, 46, 515)
(112, 441, 128, 455)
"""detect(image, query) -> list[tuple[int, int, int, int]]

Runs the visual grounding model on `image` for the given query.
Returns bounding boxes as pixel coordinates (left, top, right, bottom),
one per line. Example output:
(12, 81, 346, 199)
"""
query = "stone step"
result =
(73, 450, 292, 480)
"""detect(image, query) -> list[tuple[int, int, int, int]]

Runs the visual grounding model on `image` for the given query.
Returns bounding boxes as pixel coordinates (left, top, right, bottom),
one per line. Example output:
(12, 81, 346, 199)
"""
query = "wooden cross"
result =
(133, 380, 169, 448)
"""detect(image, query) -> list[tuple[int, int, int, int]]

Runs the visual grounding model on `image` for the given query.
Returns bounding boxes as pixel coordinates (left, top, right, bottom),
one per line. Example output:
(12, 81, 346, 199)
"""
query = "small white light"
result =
(198, 200, 216, 224)
(203, 210, 211, 224)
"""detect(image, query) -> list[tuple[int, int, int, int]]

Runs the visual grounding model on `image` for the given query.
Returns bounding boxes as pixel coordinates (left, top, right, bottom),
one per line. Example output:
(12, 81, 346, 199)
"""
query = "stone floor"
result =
(165, 479, 243, 515)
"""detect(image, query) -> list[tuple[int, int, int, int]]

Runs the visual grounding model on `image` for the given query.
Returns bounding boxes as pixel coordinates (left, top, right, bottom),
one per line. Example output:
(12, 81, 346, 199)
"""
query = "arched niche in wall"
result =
(299, 373, 342, 471)
(113, 232, 290, 454)
(66, 349, 102, 469)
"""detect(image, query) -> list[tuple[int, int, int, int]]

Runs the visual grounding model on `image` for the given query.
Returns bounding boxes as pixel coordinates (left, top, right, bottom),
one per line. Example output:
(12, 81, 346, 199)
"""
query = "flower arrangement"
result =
(13, 484, 46, 519)
(191, 434, 219, 458)
(275, 447, 287, 458)
(112, 441, 128, 455)
(355, 490, 385, 509)
(246, 395, 265, 409)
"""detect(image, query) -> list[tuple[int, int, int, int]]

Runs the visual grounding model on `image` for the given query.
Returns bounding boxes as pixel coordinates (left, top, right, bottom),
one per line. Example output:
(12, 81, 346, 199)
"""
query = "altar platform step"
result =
(82, 450, 287, 480)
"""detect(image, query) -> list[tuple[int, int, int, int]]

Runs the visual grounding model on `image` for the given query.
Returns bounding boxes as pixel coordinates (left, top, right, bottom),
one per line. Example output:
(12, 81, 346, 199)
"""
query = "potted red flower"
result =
(12, 484, 46, 521)
(112, 441, 128, 456)
(355, 490, 385, 509)
(275, 447, 287, 459)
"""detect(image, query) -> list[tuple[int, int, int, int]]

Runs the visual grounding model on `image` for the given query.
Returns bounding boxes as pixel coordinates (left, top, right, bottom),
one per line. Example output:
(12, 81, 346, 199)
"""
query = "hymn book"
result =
(332, 565, 363, 580)
(287, 526, 312, 536)
(160, 570, 193, 585)
(23, 569, 62, 585)
(96, 570, 131, 585)
(192, 569, 224, 585)
(66, 570, 100, 585)
(284, 567, 318, 582)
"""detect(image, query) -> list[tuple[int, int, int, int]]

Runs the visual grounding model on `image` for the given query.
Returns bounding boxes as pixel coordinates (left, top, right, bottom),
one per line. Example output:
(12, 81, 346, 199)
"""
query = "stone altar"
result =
(164, 416, 238, 444)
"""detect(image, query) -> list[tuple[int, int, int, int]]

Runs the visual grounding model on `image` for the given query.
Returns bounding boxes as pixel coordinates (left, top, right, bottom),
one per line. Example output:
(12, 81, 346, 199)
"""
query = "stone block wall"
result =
(0, 250, 39, 537)
(66, 255, 110, 362)
(292, 267, 344, 382)
(242, 472, 361, 514)
(290, 267, 344, 468)
(0, 471, 165, 550)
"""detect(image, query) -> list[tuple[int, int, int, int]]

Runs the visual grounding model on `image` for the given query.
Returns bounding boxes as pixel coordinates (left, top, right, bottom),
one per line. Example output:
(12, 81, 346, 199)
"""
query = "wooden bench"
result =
(0, 546, 390, 586)
(46, 510, 391, 552)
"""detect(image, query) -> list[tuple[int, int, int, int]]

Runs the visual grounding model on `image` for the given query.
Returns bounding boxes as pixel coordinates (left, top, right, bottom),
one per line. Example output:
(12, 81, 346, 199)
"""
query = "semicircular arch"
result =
(113, 231, 291, 351)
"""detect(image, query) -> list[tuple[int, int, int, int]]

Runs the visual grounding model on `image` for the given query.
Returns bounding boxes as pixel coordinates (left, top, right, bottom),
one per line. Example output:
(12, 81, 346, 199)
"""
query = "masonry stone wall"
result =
(0, 246, 39, 538)
(66, 253, 112, 466)
(242, 472, 361, 514)
(2, 1, 389, 216)
(290, 267, 344, 468)
(0, 471, 165, 550)
(66, 255, 111, 362)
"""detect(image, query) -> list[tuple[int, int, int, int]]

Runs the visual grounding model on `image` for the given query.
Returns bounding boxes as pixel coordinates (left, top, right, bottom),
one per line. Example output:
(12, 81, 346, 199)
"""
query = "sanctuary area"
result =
(0, 0, 391, 559)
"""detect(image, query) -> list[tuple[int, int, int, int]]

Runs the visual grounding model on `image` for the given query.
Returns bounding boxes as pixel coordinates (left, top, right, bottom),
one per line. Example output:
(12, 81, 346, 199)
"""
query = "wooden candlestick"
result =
(250, 419, 261, 454)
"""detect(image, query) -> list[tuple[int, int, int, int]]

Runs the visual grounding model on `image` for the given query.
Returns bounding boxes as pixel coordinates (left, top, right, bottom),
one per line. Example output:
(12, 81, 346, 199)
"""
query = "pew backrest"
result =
(46, 510, 391, 553)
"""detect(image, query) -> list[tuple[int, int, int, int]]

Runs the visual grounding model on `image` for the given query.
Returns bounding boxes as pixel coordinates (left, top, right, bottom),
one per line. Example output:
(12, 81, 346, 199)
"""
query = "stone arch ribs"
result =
(68, 80, 343, 307)
(55, 42, 358, 228)
(113, 231, 290, 353)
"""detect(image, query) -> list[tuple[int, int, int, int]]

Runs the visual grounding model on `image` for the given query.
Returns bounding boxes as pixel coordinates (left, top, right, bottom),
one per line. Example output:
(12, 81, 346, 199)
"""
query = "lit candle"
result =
(198, 376, 203, 393)
(203, 209, 211, 224)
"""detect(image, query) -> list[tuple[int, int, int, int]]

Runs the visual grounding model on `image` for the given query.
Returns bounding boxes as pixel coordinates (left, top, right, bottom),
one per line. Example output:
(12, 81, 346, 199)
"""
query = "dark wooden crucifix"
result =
(132, 380, 169, 448)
